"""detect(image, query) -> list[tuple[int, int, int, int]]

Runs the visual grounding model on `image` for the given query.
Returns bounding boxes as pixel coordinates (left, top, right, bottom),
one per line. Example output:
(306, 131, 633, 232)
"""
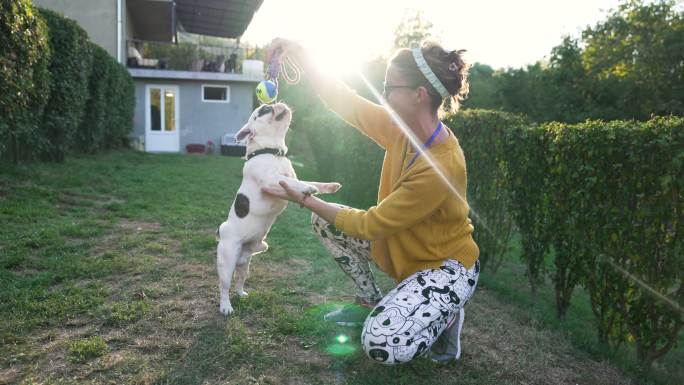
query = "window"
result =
(202, 85, 230, 103)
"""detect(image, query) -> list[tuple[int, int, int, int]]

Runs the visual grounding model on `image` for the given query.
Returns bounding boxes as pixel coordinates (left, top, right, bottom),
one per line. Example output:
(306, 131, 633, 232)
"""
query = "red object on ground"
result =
(186, 144, 206, 153)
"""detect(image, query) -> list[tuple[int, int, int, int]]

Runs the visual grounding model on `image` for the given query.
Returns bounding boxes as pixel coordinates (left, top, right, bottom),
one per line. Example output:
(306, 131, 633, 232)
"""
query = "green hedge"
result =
(77, 42, 134, 152)
(546, 117, 682, 364)
(0, 0, 51, 162)
(37, 7, 93, 161)
(501, 123, 553, 298)
(446, 110, 528, 273)
(103, 58, 134, 149)
(75, 42, 109, 152)
(499, 116, 683, 364)
(297, 112, 384, 208)
(1, 4, 134, 163)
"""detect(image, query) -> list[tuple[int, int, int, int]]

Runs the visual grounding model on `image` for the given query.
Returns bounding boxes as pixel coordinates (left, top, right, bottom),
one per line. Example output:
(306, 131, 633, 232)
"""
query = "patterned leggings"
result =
(312, 211, 480, 365)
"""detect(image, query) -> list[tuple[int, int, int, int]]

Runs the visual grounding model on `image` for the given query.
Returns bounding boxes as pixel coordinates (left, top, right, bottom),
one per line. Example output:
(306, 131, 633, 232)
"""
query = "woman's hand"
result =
(262, 181, 309, 206)
(266, 38, 303, 62)
(266, 38, 313, 74)
(263, 181, 342, 223)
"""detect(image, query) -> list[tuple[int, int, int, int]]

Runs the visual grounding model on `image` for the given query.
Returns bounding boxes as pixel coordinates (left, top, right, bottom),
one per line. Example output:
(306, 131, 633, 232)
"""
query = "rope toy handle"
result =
(267, 48, 302, 85)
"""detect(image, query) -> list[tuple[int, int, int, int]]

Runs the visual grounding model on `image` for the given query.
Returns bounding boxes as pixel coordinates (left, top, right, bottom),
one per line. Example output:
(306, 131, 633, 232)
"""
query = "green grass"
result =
(68, 336, 109, 363)
(0, 149, 679, 384)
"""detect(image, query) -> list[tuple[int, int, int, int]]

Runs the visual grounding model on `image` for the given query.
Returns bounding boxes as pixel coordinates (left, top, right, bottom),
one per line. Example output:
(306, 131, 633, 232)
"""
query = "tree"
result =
(490, 0, 684, 123)
(392, 10, 435, 52)
(581, 0, 684, 120)
(461, 63, 500, 110)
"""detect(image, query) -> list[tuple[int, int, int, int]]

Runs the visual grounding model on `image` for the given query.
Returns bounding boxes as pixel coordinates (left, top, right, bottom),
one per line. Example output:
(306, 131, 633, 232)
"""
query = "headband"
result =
(412, 47, 450, 99)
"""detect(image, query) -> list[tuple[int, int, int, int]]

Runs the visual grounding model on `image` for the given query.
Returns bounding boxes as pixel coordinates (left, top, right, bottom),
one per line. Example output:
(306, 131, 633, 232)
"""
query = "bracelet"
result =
(299, 193, 311, 208)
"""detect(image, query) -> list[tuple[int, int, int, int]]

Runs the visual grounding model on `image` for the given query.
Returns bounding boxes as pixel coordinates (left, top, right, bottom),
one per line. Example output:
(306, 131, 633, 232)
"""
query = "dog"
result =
(216, 103, 340, 315)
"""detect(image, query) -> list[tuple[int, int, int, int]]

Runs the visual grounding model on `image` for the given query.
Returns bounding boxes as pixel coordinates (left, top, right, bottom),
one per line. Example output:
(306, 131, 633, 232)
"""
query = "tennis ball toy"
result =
(256, 80, 278, 104)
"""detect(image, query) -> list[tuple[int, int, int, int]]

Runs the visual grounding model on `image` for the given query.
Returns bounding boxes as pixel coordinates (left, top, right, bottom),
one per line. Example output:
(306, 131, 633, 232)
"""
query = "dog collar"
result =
(246, 148, 287, 160)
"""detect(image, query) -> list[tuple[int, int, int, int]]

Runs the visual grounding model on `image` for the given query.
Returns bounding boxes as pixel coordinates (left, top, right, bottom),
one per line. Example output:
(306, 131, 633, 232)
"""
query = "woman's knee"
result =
(360, 307, 427, 365)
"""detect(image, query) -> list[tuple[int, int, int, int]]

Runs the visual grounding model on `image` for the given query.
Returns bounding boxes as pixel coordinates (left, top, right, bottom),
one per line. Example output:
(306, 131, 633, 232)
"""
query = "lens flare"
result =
(336, 334, 350, 344)
(357, 72, 682, 315)
(326, 333, 356, 357)
(357, 73, 493, 236)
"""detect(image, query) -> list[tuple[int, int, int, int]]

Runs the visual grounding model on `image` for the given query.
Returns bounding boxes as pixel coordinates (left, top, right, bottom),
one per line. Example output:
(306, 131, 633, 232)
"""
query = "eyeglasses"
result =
(382, 83, 416, 98)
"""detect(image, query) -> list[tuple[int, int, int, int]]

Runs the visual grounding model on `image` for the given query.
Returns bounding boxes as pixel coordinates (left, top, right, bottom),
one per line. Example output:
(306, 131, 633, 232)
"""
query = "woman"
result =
(263, 38, 480, 365)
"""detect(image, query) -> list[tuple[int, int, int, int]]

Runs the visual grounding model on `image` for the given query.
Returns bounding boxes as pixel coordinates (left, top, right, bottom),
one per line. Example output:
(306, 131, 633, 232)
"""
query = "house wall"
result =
(33, 0, 119, 61)
(125, 0, 136, 58)
(131, 79, 257, 154)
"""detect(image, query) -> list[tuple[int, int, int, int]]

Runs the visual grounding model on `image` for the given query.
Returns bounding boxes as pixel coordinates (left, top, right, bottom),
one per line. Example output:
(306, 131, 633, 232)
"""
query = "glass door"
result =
(145, 85, 179, 152)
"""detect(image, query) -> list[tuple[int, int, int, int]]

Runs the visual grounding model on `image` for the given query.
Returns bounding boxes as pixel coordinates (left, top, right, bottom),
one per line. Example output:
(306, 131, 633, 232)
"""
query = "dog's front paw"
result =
(321, 182, 341, 194)
(220, 302, 234, 316)
(237, 290, 248, 298)
(304, 185, 319, 196)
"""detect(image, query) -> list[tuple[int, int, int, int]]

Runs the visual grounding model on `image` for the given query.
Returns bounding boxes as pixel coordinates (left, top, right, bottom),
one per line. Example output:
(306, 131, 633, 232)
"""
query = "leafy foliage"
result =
(37, 7, 93, 161)
(0, 4, 134, 162)
(0, 0, 51, 162)
(503, 116, 684, 364)
(465, 0, 684, 123)
(446, 109, 527, 273)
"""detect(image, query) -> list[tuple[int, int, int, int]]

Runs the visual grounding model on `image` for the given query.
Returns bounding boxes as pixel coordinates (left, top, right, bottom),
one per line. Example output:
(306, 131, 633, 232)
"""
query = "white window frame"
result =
(201, 84, 231, 103)
(144, 84, 180, 152)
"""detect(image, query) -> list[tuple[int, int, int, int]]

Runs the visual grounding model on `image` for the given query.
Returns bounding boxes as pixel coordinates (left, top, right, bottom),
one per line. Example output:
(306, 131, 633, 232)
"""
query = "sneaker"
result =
(427, 350, 458, 364)
(324, 299, 375, 327)
(428, 308, 465, 363)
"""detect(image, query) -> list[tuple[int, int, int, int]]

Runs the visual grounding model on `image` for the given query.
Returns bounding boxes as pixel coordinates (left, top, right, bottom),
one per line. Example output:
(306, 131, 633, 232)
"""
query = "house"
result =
(32, 0, 265, 154)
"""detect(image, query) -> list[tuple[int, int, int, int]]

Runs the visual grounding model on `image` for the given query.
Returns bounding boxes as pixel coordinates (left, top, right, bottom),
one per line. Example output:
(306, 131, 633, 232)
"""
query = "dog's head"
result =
(235, 103, 292, 146)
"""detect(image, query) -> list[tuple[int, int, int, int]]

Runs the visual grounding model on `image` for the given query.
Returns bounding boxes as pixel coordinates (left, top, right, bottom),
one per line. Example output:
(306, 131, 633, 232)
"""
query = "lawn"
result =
(0, 150, 677, 384)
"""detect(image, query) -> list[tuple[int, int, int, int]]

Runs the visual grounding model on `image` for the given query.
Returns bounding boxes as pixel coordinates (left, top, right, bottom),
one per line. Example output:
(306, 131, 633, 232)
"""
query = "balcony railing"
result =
(126, 39, 247, 73)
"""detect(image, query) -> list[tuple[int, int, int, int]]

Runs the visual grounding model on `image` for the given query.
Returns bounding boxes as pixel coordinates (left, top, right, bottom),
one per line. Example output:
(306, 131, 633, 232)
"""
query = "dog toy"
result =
(256, 48, 302, 104)
(256, 80, 278, 104)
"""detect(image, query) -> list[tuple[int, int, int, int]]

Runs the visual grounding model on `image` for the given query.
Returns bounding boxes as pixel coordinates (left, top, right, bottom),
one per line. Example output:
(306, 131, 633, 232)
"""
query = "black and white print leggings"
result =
(312, 211, 480, 365)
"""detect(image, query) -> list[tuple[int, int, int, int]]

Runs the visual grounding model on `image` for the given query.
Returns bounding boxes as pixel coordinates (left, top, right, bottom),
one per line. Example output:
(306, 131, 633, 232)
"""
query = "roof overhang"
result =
(127, 0, 175, 42)
(175, 0, 264, 39)
(127, 0, 263, 43)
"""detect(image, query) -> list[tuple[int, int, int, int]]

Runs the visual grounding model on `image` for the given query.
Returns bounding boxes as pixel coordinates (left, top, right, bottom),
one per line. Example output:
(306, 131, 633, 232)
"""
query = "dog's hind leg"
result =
(234, 254, 252, 298)
(234, 239, 267, 297)
(217, 240, 241, 315)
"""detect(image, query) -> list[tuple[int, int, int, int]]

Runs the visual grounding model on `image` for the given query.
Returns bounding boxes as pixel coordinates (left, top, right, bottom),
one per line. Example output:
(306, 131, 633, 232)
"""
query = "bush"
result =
(501, 123, 554, 299)
(543, 117, 683, 364)
(502, 116, 683, 364)
(103, 59, 134, 149)
(0, 0, 51, 162)
(36, 7, 93, 161)
(298, 112, 384, 208)
(78, 41, 134, 152)
(75, 43, 109, 152)
(2, 5, 134, 161)
(446, 109, 528, 273)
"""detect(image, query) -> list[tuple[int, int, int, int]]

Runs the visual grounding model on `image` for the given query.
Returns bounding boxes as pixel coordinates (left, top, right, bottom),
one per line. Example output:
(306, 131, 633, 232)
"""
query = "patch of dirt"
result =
(0, 367, 22, 385)
(117, 219, 162, 232)
(55, 191, 125, 213)
(88, 219, 163, 258)
(463, 288, 632, 385)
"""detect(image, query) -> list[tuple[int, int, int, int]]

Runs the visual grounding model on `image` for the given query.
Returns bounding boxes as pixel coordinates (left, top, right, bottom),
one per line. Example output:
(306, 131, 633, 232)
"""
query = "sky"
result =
(240, 0, 626, 73)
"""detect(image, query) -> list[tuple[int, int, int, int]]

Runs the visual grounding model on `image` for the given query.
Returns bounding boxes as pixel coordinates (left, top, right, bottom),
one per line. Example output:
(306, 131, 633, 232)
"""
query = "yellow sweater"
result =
(317, 79, 480, 282)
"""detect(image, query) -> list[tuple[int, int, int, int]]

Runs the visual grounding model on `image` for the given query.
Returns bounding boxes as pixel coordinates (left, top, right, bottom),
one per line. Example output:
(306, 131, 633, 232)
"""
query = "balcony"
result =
(127, 39, 255, 74)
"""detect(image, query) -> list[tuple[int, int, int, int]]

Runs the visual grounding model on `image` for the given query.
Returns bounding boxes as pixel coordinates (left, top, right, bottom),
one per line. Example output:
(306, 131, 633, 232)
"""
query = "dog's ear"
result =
(235, 123, 254, 143)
